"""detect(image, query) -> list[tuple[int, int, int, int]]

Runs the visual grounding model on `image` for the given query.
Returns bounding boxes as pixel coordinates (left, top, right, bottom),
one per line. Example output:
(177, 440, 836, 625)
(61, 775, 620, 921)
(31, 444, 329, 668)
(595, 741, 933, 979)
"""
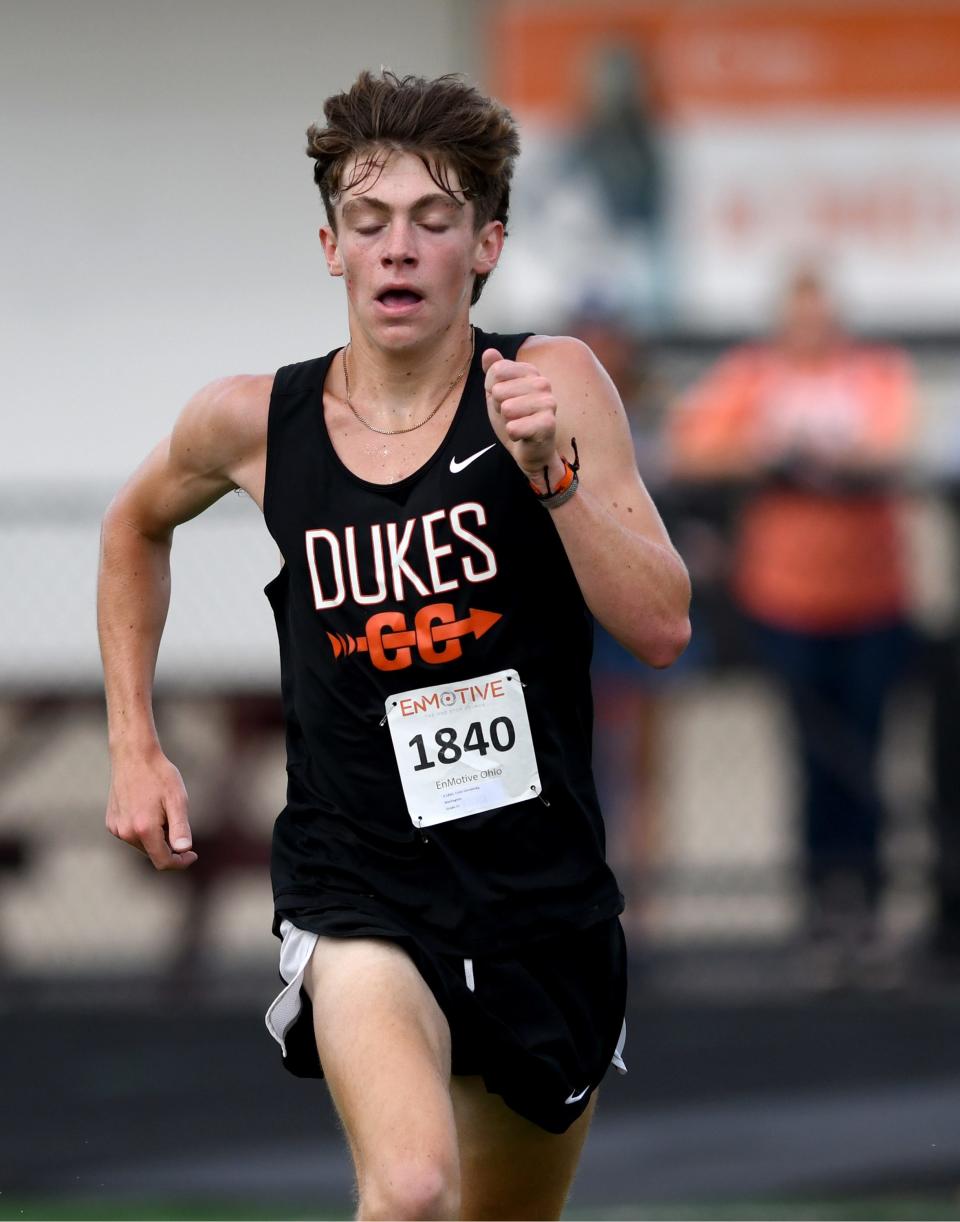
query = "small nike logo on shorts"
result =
(449, 444, 496, 474)
(565, 1085, 592, 1104)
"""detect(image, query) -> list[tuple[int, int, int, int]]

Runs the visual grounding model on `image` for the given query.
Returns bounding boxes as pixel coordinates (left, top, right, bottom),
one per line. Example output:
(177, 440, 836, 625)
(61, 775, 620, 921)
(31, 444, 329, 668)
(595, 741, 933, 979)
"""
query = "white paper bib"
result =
(384, 668, 542, 829)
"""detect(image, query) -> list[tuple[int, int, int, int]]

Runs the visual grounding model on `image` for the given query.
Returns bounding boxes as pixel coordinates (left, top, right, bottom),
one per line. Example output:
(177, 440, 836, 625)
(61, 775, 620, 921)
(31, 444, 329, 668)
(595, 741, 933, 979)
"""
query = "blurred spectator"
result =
(565, 45, 667, 327)
(668, 267, 916, 970)
(494, 45, 668, 331)
(567, 45, 663, 230)
(929, 404, 960, 963)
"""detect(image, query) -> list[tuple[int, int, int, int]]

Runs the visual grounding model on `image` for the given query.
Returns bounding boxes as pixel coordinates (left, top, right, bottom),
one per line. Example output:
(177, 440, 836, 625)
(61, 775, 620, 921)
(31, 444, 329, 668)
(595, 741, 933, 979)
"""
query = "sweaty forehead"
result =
(338, 148, 466, 208)
(341, 195, 463, 224)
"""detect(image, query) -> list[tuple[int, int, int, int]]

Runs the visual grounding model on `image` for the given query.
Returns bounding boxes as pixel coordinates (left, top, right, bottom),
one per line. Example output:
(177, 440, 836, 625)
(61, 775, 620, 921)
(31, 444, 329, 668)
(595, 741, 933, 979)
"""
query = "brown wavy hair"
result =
(306, 70, 520, 304)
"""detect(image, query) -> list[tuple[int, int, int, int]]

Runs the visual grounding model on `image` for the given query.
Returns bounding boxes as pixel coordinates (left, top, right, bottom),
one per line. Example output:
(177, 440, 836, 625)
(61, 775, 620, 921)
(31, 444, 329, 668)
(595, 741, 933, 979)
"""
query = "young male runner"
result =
(98, 72, 691, 1220)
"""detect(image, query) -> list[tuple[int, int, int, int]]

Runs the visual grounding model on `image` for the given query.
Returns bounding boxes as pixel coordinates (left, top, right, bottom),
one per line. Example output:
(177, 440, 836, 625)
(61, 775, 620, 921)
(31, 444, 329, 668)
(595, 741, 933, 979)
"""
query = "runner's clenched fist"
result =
(482, 348, 563, 486)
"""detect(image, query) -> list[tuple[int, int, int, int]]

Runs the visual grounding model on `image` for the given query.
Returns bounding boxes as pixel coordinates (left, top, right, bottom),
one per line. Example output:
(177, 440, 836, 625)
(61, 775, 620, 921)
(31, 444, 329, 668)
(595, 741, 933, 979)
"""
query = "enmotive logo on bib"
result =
(383, 669, 542, 828)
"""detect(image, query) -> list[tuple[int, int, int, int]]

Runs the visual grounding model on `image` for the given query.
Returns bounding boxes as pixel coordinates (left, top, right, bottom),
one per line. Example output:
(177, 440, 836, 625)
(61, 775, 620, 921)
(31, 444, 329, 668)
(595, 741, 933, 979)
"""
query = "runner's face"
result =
(320, 150, 503, 348)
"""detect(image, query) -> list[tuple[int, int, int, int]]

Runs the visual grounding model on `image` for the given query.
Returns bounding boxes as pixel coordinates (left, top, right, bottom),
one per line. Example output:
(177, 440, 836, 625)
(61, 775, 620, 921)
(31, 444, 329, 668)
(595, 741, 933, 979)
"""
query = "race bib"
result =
(384, 668, 542, 829)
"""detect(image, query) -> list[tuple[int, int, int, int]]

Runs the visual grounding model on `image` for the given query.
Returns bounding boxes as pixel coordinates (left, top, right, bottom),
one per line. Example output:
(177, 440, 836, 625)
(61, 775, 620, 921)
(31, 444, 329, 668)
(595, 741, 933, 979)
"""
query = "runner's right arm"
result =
(97, 375, 271, 869)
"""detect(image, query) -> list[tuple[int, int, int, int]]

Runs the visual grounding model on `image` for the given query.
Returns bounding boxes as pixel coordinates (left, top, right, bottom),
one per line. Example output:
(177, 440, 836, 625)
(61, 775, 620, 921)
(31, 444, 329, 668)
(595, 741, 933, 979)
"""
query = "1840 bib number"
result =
(409, 716, 516, 770)
(384, 669, 542, 828)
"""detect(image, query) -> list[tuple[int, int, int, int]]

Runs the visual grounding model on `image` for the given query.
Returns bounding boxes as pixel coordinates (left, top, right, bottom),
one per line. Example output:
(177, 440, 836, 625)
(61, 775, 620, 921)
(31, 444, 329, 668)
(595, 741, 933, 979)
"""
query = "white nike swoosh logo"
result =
(449, 443, 496, 474)
(565, 1085, 592, 1104)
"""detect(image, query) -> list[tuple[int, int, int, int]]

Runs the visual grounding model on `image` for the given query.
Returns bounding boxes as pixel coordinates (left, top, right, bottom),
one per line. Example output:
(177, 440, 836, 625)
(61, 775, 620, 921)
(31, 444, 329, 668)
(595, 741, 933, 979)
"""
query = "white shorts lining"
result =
(264, 918, 320, 1058)
(612, 1017, 628, 1075)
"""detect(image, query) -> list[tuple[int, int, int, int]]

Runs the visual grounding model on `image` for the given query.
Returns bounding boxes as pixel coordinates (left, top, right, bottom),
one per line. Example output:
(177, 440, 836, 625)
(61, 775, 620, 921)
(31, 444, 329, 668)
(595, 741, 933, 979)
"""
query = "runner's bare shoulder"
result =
(169, 373, 274, 505)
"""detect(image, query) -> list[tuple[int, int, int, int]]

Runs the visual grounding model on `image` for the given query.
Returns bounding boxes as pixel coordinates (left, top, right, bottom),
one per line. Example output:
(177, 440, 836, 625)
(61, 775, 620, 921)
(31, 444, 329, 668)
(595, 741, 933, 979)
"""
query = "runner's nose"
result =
(381, 250, 417, 268)
(381, 220, 417, 268)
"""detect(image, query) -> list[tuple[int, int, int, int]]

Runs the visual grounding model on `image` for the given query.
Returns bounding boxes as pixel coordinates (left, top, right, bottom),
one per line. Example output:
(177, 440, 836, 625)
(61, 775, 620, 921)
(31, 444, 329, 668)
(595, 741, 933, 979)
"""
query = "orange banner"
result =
(491, 1, 960, 120)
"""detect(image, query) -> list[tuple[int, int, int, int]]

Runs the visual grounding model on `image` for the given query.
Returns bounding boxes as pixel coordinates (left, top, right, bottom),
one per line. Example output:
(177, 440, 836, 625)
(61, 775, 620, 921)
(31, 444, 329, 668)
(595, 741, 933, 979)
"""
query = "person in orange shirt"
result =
(670, 267, 915, 959)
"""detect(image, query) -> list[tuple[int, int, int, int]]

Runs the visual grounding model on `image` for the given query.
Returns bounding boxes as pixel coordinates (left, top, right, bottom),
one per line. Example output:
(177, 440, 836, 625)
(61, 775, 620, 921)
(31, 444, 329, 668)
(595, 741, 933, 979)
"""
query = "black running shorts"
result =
(265, 908, 628, 1135)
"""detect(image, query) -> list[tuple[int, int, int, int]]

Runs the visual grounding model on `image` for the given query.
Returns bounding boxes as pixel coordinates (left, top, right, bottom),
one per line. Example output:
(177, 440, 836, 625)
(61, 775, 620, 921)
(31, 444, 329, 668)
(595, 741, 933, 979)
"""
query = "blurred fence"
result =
(1, 346, 959, 985)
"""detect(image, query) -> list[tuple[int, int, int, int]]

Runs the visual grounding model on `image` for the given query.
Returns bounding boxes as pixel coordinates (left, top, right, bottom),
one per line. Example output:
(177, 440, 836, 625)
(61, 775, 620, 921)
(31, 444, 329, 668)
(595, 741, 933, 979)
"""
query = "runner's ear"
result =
(319, 224, 343, 277)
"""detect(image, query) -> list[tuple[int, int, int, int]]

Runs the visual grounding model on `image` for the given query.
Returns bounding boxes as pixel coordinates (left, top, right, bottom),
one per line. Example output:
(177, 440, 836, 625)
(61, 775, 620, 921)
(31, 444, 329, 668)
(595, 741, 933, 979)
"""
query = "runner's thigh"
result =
(451, 1073, 597, 1221)
(303, 936, 458, 1189)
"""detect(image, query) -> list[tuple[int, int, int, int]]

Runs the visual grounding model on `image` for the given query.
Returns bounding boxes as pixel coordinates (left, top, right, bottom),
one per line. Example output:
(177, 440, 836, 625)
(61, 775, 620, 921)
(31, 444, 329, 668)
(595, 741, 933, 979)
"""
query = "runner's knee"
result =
(360, 1153, 459, 1221)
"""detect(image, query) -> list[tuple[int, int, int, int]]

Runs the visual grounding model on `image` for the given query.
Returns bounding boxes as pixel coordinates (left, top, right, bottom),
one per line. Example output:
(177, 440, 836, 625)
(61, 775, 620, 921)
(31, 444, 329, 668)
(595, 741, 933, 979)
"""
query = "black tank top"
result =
(264, 328, 623, 955)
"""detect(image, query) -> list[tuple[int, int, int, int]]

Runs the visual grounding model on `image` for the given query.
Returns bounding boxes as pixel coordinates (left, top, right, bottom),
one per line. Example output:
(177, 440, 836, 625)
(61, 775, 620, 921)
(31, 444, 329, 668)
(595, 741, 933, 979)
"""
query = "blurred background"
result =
(4, 0, 960, 1217)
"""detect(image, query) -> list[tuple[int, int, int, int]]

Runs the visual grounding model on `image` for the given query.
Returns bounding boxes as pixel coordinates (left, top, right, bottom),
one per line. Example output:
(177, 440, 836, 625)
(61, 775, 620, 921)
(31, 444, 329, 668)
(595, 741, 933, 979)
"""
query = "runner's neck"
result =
(340, 322, 475, 421)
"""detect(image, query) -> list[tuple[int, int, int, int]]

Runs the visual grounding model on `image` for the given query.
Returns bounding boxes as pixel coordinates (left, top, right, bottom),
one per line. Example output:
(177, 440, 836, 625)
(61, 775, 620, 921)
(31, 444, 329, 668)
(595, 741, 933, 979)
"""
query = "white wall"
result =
(2, 0, 475, 488)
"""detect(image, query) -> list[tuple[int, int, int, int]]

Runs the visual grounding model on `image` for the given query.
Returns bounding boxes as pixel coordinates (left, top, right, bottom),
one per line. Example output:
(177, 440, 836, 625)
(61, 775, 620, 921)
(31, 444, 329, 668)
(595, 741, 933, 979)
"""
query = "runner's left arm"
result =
(483, 337, 690, 668)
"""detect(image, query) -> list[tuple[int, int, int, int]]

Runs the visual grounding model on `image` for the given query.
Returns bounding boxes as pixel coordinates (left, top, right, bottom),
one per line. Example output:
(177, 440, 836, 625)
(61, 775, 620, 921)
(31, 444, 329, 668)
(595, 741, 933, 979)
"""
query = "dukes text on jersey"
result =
(304, 501, 502, 672)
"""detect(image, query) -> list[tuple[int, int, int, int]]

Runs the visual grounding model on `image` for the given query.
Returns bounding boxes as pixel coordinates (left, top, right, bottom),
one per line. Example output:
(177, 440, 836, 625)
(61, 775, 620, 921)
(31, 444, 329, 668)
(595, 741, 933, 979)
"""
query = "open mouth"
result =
(376, 289, 424, 308)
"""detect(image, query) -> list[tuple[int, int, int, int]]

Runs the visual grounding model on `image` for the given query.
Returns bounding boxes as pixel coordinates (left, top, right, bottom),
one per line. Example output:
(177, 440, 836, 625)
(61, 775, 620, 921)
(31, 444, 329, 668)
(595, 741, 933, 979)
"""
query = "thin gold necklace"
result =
(341, 328, 475, 436)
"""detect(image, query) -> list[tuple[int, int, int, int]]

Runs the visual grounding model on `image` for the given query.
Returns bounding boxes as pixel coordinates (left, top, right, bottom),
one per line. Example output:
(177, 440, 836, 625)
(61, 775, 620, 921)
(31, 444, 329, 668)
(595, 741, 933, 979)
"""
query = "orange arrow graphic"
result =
(432, 608, 502, 641)
(328, 607, 501, 664)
